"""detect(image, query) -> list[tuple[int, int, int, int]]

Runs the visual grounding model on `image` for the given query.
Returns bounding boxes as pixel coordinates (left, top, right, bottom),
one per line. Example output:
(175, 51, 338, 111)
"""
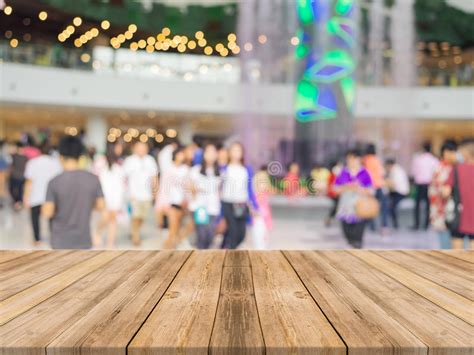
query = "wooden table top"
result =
(0, 250, 472, 355)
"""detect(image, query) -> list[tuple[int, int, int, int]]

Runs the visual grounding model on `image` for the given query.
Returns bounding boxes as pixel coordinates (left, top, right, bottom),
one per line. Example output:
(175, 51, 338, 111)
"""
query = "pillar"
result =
(179, 120, 194, 146)
(85, 114, 107, 154)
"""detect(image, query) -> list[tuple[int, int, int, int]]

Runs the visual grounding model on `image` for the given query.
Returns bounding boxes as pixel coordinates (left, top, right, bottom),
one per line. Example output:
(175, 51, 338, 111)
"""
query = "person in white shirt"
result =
(411, 142, 439, 229)
(123, 141, 158, 246)
(385, 158, 410, 229)
(23, 143, 62, 245)
(94, 142, 125, 248)
(189, 144, 221, 249)
(155, 140, 179, 229)
(163, 147, 189, 249)
(221, 142, 259, 249)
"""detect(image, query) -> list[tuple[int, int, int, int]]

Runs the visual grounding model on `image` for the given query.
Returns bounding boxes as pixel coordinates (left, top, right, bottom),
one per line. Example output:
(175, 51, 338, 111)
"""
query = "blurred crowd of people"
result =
(0, 134, 473, 250)
(279, 139, 474, 249)
(0, 135, 271, 250)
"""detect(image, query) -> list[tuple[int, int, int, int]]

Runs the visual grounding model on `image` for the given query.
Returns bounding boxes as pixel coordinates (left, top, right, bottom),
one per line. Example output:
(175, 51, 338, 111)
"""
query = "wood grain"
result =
(0, 251, 122, 326)
(375, 250, 474, 300)
(428, 251, 474, 270)
(0, 250, 472, 355)
(0, 250, 51, 271)
(249, 251, 346, 355)
(0, 250, 35, 264)
(0, 251, 150, 355)
(436, 250, 473, 263)
(210, 251, 264, 355)
(284, 250, 427, 355)
(128, 250, 226, 355)
(351, 250, 474, 324)
(47, 251, 191, 355)
(322, 251, 474, 355)
(0, 250, 98, 301)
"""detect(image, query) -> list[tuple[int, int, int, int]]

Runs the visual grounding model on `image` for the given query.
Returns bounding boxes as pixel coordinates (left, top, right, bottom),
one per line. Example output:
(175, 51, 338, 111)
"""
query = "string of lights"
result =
(2, 2, 471, 70)
(1, 4, 300, 56)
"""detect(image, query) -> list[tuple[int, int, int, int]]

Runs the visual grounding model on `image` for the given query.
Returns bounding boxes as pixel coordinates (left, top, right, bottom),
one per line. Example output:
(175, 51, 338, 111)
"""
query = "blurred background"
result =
(0, 0, 473, 250)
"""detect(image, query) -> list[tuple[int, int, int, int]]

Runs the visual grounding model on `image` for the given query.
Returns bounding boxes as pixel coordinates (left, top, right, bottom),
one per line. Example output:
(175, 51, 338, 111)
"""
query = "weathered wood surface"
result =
(0, 250, 472, 355)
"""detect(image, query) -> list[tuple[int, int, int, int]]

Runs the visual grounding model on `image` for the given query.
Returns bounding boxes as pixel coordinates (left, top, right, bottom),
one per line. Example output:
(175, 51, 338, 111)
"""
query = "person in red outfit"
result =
(446, 138, 474, 249)
(284, 162, 303, 197)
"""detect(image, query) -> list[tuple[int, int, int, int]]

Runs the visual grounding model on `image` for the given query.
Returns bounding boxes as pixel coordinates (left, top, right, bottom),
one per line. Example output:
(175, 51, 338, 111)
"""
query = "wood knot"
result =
(166, 291, 180, 299)
(294, 291, 309, 299)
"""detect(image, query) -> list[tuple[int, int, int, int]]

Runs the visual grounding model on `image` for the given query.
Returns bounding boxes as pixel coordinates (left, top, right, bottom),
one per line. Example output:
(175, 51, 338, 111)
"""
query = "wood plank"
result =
(210, 251, 264, 355)
(47, 250, 191, 355)
(436, 250, 473, 264)
(0, 250, 51, 271)
(375, 251, 474, 300)
(0, 250, 99, 301)
(224, 250, 251, 267)
(284, 251, 427, 355)
(128, 250, 226, 355)
(249, 251, 345, 355)
(0, 251, 153, 355)
(0, 251, 122, 326)
(350, 251, 474, 324)
(320, 251, 474, 355)
(0, 250, 35, 264)
(421, 250, 473, 273)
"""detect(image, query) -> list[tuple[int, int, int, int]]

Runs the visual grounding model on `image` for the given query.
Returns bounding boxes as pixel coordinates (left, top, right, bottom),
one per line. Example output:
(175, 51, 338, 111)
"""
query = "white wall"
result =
(1, 63, 473, 119)
(356, 86, 474, 119)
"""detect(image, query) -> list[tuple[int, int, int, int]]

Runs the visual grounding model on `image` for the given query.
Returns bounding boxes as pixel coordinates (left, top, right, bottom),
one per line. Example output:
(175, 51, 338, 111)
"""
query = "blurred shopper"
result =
(0, 140, 9, 208)
(411, 142, 439, 230)
(428, 141, 458, 249)
(9, 142, 28, 211)
(252, 165, 273, 249)
(189, 144, 221, 249)
(124, 141, 158, 246)
(325, 161, 343, 227)
(221, 142, 259, 249)
(42, 136, 104, 249)
(310, 162, 330, 195)
(215, 144, 229, 239)
(93, 141, 124, 173)
(284, 162, 303, 197)
(157, 139, 178, 174)
(446, 138, 474, 249)
(155, 139, 178, 228)
(364, 143, 389, 234)
(94, 142, 126, 248)
(184, 141, 202, 166)
(385, 158, 410, 230)
(192, 139, 204, 166)
(22, 135, 41, 160)
(23, 142, 62, 245)
(335, 149, 374, 249)
(217, 144, 229, 170)
(163, 147, 189, 249)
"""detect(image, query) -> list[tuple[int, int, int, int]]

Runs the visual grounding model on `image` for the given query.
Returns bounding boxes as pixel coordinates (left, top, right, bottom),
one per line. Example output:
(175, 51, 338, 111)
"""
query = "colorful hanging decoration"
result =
(295, 0, 356, 122)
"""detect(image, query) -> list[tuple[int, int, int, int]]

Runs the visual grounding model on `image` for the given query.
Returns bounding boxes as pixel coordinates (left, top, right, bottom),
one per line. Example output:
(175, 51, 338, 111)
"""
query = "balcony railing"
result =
(1, 41, 473, 87)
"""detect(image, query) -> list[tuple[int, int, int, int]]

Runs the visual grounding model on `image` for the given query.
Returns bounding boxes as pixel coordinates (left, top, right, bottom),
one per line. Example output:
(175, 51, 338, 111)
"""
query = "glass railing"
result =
(1, 41, 473, 86)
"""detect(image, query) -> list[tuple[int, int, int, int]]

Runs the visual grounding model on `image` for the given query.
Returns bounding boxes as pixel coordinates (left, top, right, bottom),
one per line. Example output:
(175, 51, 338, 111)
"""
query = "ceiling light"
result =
(73, 17, 82, 27)
(195, 31, 204, 40)
(101, 20, 110, 30)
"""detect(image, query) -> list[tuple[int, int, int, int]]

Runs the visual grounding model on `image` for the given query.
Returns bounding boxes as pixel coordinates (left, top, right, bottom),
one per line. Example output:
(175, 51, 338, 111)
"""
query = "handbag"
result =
(355, 195, 380, 219)
(194, 206, 210, 225)
(232, 203, 249, 219)
(445, 165, 462, 232)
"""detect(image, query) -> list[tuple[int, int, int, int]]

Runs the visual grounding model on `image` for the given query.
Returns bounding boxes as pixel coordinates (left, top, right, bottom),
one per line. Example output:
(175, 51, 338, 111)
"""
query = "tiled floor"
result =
(0, 196, 444, 250)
